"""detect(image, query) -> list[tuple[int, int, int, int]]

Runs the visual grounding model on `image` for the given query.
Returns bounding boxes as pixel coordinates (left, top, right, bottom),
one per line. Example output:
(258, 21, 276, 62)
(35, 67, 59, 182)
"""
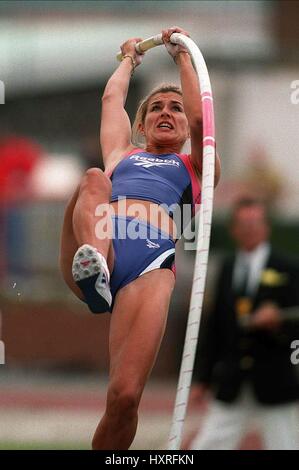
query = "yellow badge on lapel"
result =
(260, 269, 288, 287)
(235, 297, 252, 317)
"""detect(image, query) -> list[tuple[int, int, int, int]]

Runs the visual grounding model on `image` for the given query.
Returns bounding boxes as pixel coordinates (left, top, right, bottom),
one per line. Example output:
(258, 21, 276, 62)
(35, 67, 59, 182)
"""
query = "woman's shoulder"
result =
(125, 146, 145, 156)
(177, 152, 201, 176)
(176, 152, 190, 162)
(104, 145, 144, 176)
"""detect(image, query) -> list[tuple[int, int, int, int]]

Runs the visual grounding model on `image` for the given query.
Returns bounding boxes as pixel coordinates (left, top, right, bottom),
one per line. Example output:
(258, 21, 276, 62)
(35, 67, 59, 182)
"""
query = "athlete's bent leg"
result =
(72, 168, 113, 313)
(72, 168, 113, 262)
(59, 169, 114, 312)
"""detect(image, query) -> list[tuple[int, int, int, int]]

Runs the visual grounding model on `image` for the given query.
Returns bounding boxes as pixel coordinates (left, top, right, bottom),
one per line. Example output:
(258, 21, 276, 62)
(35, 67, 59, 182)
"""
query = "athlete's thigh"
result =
(109, 269, 175, 389)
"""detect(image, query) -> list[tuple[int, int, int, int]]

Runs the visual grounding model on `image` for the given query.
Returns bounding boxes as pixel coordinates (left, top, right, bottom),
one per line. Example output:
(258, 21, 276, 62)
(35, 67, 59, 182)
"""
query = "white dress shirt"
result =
(233, 242, 271, 297)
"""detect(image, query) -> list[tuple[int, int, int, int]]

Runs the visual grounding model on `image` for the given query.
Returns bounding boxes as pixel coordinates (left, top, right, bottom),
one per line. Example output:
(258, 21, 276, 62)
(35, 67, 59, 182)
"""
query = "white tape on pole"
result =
(116, 34, 163, 62)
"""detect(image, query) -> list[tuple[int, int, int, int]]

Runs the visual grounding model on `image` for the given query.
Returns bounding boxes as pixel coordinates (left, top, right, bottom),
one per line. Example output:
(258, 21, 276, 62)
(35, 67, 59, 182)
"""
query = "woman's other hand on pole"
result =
(162, 26, 190, 63)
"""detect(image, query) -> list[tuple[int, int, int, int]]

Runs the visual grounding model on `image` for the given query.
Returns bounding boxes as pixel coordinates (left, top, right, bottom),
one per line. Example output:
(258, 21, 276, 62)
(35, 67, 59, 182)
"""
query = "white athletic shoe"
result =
(72, 244, 112, 314)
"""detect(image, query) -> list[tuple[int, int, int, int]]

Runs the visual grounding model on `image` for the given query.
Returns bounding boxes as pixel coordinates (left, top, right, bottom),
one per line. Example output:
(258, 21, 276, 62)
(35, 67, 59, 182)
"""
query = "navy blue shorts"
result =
(109, 216, 175, 309)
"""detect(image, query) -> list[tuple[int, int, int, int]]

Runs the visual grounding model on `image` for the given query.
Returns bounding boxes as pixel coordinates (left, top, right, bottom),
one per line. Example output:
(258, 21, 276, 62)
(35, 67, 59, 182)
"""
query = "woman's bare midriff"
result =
(110, 199, 177, 240)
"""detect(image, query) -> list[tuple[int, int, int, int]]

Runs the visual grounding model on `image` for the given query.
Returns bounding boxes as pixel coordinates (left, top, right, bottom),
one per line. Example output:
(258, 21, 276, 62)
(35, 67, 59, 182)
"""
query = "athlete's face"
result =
(140, 92, 189, 148)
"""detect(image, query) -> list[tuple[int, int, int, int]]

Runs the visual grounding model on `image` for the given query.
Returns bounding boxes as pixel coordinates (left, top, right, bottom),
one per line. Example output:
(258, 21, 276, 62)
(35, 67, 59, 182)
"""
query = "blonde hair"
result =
(132, 83, 183, 148)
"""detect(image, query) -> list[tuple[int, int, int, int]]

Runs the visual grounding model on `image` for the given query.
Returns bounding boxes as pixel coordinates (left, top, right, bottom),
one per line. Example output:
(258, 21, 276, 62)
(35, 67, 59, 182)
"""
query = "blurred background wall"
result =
(0, 0, 298, 378)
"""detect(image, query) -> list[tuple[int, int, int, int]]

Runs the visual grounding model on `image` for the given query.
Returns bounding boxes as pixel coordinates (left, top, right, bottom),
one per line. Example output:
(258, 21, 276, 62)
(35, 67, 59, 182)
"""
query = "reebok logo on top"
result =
(146, 239, 160, 249)
(130, 155, 180, 168)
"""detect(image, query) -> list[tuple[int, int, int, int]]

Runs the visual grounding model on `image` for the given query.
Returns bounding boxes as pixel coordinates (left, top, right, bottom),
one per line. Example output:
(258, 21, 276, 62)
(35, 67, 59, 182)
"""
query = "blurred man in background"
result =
(189, 198, 299, 450)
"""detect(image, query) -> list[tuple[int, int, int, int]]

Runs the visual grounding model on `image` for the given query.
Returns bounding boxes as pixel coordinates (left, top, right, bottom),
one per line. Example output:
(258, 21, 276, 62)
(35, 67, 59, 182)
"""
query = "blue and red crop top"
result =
(109, 148, 201, 236)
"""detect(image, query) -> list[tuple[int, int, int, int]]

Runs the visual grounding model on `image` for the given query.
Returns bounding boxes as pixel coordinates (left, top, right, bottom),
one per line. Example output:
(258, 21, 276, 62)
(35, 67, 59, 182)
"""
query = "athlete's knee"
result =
(107, 383, 141, 421)
(80, 167, 112, 196)
(85, 167, 104, 179)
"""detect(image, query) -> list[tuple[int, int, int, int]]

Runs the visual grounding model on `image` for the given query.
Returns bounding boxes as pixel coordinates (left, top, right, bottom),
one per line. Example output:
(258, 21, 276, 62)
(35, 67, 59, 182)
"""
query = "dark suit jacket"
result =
(193, 248, 299, 404)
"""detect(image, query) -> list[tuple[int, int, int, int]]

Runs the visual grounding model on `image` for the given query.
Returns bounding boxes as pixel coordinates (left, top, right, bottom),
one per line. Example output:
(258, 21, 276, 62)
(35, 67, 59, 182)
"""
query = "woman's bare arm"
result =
(162, 26, 221, 187)
(100, 38, 143, 172)
(177, 51, 221, 187)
